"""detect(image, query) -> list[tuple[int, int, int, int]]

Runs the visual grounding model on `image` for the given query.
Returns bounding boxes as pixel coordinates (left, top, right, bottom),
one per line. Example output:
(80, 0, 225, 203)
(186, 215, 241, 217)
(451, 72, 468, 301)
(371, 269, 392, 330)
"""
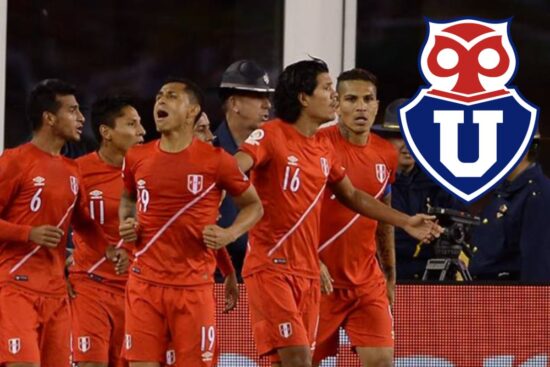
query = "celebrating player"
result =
(314, 68, 397, 367)
(119, 78, 262, 367)
(0, 79, 109, 367)
(235, 60, 442, 367)
(69, 95, 145, 367)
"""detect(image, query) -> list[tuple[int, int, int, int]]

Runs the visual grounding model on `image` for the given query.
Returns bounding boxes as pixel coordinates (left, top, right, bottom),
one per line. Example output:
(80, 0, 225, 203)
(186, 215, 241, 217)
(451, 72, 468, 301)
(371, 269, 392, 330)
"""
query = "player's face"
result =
(337, 80, 379, 134)
(303, 72, 338, 124)
(193, 113, 214, 144)
(154, 82, 197, 133)
(232, 93, 271, 130)
(388, 136, 415, 171)
(50, 95, 85, 142)
(110, 106, 146, 152)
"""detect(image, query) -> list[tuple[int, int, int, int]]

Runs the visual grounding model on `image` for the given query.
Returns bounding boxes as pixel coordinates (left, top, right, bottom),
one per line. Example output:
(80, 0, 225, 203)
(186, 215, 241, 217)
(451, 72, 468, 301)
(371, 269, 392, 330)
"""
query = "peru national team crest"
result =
(8, 338, 20, 354)
(375, 164, 387, 183)
(187, 174, 204, 195)
(78, 336, 91, 353)
(400, 18, 538, 202)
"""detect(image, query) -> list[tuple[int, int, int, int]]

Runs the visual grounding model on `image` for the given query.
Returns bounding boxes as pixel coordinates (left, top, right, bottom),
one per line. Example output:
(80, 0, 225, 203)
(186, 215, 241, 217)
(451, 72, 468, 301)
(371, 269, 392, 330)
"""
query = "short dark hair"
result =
(274, 58, 329, 123)
(91, 95, 136, 143)
(162, 77, 204, 123)
(27, 79, 77, 131)
(336, 68, 378, 94)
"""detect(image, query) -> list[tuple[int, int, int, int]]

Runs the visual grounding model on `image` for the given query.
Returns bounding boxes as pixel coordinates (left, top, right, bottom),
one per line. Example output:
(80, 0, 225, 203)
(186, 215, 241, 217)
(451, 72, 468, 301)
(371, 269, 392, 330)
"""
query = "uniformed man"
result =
(214, 60, 273, 280)
(469, 132, 550, 282)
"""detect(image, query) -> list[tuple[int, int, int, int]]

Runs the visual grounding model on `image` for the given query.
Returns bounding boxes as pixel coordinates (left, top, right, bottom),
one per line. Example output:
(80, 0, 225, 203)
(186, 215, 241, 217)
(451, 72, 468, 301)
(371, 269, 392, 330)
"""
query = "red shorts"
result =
(245, 270, 320, 362)
(312, 283, 394, 363)
(0, 283, 71, 366)
(123, 276, 217, 366)
(70, 275, 126, 367)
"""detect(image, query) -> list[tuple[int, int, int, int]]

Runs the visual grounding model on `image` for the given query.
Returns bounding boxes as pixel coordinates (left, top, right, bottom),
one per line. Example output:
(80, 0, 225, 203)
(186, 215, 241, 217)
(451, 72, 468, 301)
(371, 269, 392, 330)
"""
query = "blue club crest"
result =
(400, 18, 538, 202)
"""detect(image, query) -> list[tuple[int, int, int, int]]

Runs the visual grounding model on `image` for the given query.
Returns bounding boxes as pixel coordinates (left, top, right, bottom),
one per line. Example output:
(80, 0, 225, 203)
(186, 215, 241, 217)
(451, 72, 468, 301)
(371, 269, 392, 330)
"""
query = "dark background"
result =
(356, 0, 550, 175)
(4, 0, 283, 148)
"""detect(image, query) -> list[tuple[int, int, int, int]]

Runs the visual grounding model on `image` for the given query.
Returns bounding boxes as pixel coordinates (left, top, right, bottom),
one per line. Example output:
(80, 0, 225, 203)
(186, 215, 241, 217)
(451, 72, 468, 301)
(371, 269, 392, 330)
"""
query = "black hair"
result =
(91, 95, 136, 143)
(336, 68, 378, 94)
(27, 79, 77, 131)
(162, 77, 204, 123)
(274, 58, 329, 123)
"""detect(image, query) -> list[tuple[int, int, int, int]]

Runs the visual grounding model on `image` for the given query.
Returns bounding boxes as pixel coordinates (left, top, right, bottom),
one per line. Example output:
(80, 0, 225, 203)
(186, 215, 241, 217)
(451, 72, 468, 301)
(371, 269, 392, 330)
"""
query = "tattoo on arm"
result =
(376, 193, 396, 282)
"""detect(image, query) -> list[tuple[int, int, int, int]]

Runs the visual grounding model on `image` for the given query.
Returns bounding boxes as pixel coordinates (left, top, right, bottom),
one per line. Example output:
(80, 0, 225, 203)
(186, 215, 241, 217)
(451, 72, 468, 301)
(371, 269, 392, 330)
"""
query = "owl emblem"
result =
(420, 19, 516, 100)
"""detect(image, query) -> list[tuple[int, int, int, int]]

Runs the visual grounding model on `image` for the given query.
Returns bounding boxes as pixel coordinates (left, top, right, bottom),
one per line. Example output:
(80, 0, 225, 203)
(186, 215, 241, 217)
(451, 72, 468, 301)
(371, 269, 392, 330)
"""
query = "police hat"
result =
(371, 98, 409, 135)
(219, 60, 274, 94)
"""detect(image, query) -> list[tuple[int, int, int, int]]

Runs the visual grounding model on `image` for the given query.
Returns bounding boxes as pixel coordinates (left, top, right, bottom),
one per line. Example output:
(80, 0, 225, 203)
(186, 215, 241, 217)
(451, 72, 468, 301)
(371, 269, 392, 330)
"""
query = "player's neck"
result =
(293, 116, 320, 137)
(30, 130, 66, 156)
(160, 130, 193, 153)
(98, 144, 124, 168)
(226, 115, 253, 146)
(338, 123, 369, 146)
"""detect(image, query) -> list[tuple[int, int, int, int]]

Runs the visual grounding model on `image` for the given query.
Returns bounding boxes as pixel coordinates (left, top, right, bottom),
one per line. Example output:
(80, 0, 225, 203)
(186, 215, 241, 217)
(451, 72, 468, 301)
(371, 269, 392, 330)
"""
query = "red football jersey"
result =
(240, 120, 346, 279)
(0, 143, 102, 295)
(70, 152, 127, 289)
(317, 126, 398, 288)
(122, 138, 249, 286)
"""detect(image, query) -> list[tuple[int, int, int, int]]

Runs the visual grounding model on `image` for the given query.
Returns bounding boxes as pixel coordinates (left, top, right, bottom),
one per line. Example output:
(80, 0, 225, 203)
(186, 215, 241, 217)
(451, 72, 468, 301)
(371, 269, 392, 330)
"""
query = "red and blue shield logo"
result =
(400, 18, 538, 202)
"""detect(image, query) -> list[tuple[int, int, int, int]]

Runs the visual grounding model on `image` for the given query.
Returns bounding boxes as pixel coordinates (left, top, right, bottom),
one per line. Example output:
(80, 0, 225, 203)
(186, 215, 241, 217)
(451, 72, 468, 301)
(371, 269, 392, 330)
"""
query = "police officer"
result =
(469, 133, 550, 282)
(373, 98, 464, 280)
(214, 60, 273, 280)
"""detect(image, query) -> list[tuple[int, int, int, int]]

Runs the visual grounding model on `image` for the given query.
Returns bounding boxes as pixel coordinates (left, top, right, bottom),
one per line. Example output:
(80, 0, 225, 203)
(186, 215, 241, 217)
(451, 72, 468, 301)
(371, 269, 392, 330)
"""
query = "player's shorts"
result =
(0, 283, 71, 366)
(70, 275, 126, 367)
(312, 283, 394, 363)
(244, 269, 320, 363)
(123, 275, 217, 366)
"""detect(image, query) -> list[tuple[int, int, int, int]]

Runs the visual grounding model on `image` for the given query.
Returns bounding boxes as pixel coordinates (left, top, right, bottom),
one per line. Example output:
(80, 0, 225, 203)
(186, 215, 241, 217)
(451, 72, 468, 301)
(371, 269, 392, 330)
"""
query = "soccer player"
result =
(234, 60, 442, 367)
(0, 79, 109, 367)
(69, 95, 145, 367)
(119, 78, 262, 367)
(314, 69, 397, 367)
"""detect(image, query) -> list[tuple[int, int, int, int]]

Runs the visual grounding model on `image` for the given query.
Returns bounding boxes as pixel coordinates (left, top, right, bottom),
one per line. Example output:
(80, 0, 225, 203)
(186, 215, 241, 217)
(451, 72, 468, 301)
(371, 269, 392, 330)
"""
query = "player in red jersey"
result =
(118, 78, 263, 367)
(69, 95, 145, 367)
(234, 60, 442, 367)
(0, 79, 109, 367)
(313, 69, 397, 367)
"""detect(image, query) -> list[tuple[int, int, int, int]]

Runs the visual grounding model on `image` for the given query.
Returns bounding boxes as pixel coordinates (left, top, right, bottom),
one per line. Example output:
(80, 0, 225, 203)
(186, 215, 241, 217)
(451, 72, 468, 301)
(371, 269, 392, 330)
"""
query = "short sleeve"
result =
(0, 151, 21, 215)
(216, 151, 251, 197)
(122, 154, 136, 196)
(239, 128, 272, 168)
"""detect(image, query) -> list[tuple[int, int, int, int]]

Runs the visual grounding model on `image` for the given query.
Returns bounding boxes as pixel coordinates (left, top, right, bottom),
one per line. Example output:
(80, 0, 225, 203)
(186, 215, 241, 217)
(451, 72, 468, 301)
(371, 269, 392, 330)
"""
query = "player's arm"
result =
(119, 188, 138, 242)
(203, 186, 263, 250)
(234, 151, 254, 173)
(215, 248, 239, 313)
(376, 192, 396, 306)
(330, 175, 442, 242)
(0, 156, 63, 246)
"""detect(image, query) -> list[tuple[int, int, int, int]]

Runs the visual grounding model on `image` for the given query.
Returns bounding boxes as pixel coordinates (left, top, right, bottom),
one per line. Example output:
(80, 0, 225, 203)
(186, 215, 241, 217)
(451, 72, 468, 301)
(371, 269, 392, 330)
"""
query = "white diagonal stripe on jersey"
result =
(87, 239, 124, 274)
(9, 196, 78, 274)
(267, 184, 327, 257)
(318, 172, 391, 253)
(134, 183, 216, 258)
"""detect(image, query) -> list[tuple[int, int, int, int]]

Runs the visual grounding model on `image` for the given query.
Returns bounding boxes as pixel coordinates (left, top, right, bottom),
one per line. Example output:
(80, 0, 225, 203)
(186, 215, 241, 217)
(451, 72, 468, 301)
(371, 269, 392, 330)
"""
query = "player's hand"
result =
(202, 225, 236, 250)
(320, 261, 334, 295)
(66, 279, 76, 299)
(223, 271, 239, 313)
(106, 246, 130, 275)
(29, 225, 64, 248)
(119, 217, 138, 243)
(403, 214, 443, 244)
